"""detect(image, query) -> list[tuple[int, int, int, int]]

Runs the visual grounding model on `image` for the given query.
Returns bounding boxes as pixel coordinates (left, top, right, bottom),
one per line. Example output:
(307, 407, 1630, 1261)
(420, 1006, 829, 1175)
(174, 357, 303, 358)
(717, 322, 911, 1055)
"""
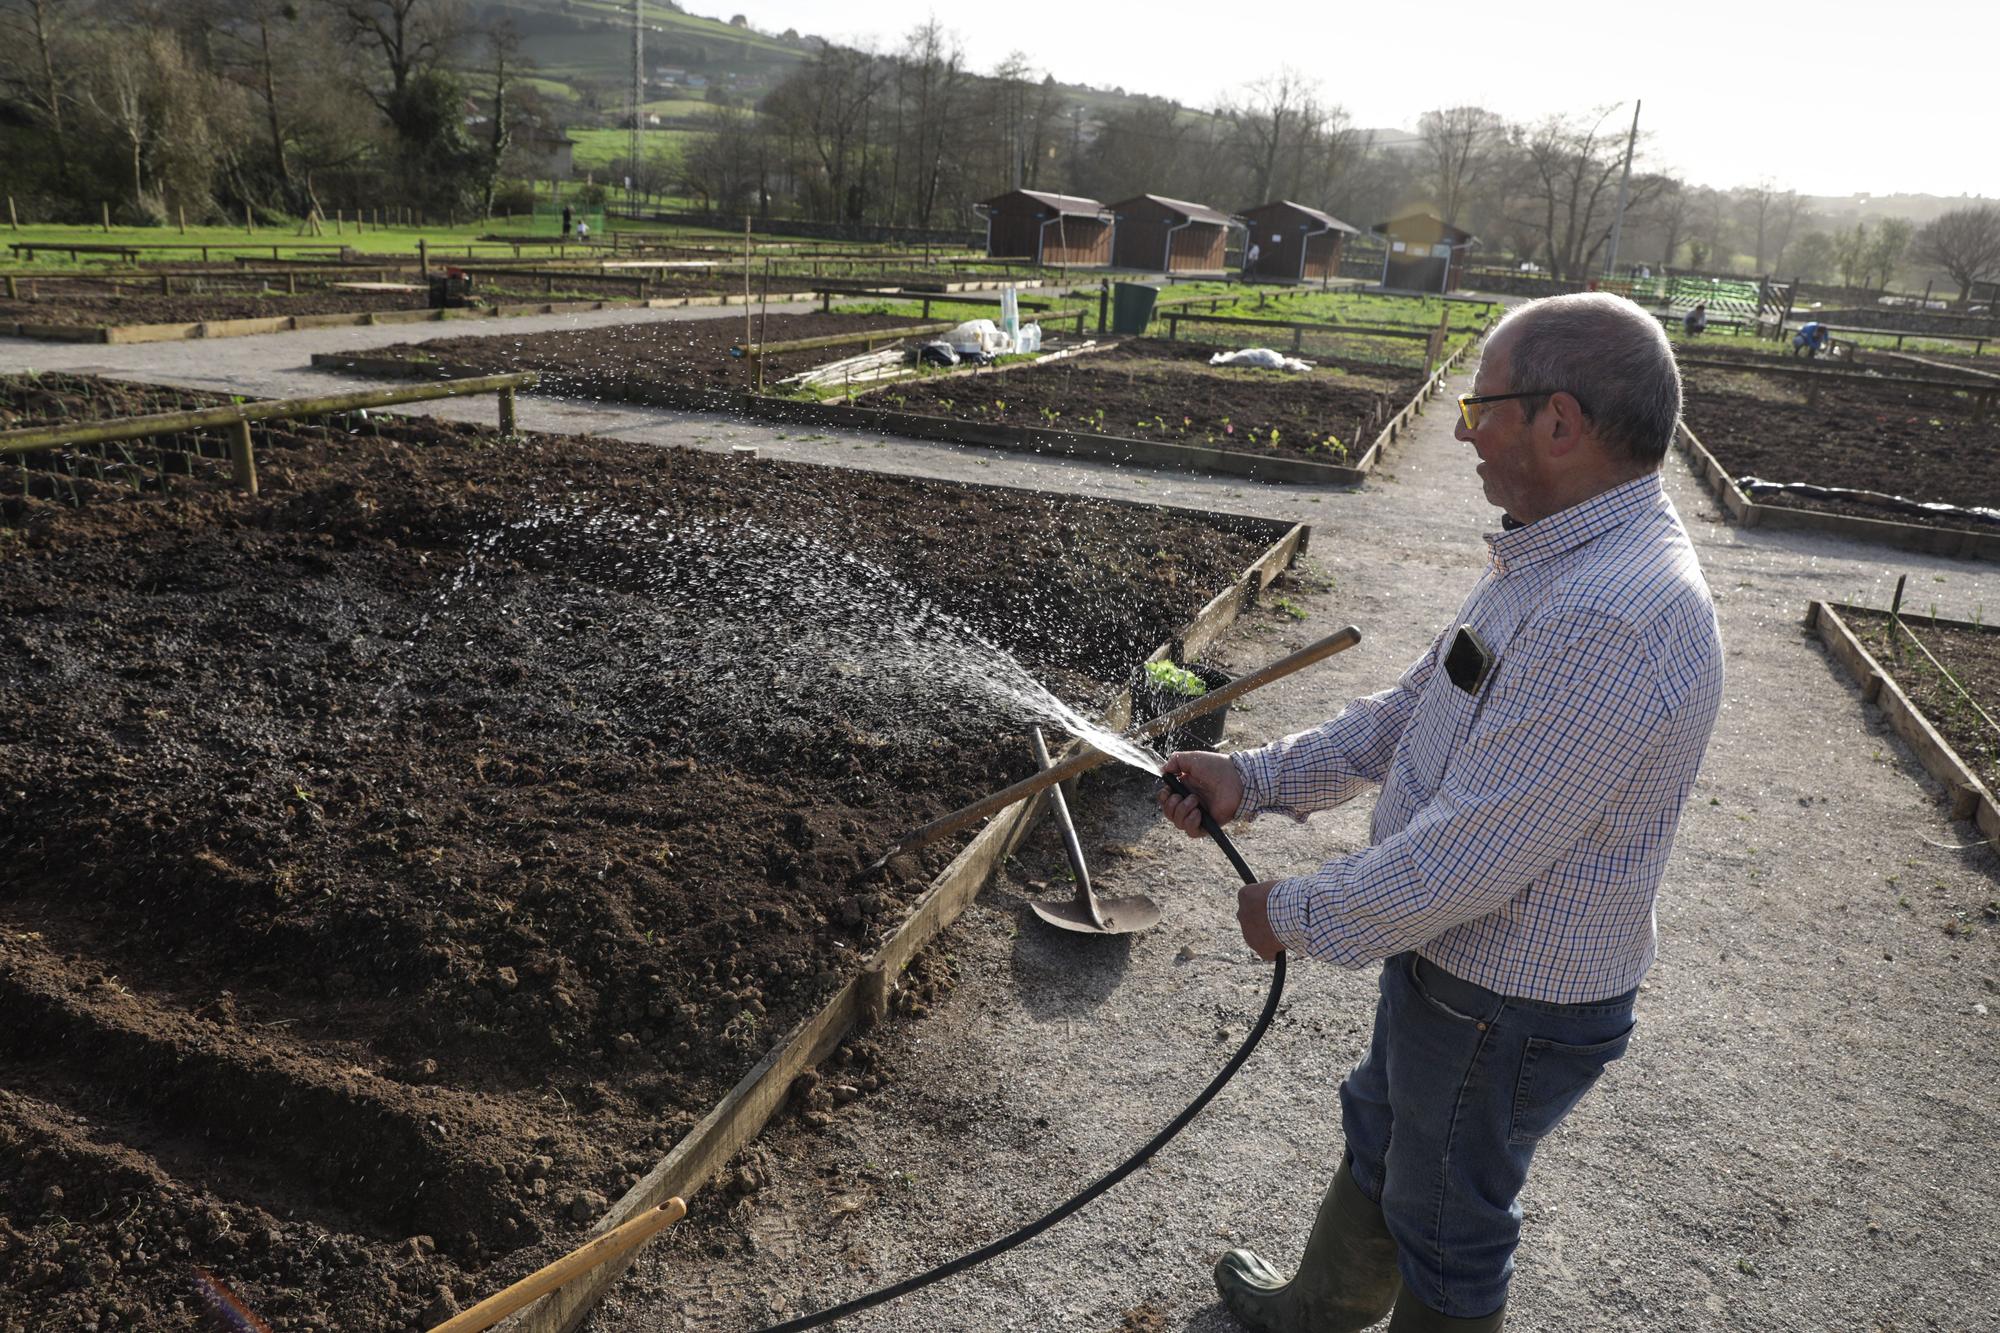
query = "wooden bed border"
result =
(3, 290, 821, 345)
(497, 518, 1312, 1333)
(313, 323, 1485, 489)
(1674, 421, 2000, 562)
(1805, 600, 1999, 847)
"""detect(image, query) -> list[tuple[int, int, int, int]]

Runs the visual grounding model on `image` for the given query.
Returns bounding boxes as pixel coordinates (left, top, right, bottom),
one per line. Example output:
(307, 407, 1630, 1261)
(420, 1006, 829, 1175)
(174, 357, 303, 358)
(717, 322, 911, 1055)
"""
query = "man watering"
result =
(1159, 293, 1724, 1332)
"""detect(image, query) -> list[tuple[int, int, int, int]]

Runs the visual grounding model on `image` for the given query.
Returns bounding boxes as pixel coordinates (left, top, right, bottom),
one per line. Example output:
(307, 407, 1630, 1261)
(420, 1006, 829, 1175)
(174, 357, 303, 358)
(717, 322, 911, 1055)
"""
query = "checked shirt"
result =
(1238, 473, 1724, 1003)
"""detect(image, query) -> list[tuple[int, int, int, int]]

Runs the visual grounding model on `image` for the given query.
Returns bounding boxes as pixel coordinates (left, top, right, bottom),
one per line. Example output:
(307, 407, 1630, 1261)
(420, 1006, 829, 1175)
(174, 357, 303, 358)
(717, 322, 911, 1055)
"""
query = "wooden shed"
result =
(1238, 201, 1361, 282)
(975, 190, 1115, 266)
(1372, 213, 1478, 293)
(1107, 195, 1238, 273)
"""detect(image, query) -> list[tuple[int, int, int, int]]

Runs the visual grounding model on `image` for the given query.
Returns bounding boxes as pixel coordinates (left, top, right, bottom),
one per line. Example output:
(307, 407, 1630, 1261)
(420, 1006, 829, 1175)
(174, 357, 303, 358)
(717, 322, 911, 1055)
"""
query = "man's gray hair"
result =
(1494, 292, 1683, 466)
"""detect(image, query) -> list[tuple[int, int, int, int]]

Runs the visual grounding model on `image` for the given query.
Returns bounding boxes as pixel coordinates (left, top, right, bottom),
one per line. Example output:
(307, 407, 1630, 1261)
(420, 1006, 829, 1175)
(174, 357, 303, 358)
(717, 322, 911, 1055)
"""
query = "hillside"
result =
(474, 0, 808, 115)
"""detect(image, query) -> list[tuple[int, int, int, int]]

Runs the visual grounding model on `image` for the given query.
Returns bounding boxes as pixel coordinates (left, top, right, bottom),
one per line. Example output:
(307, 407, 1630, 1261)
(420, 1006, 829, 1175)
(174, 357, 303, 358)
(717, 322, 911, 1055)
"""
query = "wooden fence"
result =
(1, 373, 536, 502)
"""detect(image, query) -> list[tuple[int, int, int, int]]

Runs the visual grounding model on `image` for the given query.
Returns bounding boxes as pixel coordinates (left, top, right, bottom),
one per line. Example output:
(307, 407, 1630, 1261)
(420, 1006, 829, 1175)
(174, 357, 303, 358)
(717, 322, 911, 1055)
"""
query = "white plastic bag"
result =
(1016, 322, 1042, 354)
(1209, 347, 1313, 372)
(947, 319, 1007, 355)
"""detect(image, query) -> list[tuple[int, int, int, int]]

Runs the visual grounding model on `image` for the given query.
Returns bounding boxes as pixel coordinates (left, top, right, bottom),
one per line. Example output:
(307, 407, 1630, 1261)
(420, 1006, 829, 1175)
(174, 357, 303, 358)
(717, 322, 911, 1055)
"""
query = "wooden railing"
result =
(1, 373, 537, 500)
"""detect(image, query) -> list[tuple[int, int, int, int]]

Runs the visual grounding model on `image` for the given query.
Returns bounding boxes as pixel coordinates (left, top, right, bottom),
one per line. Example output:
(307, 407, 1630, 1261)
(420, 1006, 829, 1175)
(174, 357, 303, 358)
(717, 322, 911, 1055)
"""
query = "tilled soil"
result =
(1846, 608, 2000, 794)
(363, 312, 951, 395)
(889, 339, 1426, 463)
(1681, 369, 2000, 530)
(0, 374, 1275, 1332)
(0, 277, 777, 329)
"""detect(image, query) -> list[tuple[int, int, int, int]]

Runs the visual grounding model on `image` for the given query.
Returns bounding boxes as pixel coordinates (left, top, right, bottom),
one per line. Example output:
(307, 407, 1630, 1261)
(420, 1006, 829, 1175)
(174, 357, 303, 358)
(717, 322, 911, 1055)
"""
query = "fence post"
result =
(418, 239, 429, 279)
(498, 386, 518, 435)
(102, 201, 111, 232)
(229, 417, 259, 496)
(7, 195, 17, 230)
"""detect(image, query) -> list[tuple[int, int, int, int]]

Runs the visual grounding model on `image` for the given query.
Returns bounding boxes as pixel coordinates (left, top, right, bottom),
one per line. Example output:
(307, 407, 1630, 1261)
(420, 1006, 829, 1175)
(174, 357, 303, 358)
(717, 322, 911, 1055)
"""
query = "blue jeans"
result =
(1339, 953, 1636, 1318)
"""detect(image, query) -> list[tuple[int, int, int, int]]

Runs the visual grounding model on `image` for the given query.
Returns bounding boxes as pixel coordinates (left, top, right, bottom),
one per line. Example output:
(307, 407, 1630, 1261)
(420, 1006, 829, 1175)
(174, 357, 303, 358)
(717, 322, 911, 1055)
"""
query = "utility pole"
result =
(629, 0, 643, 212)
(1604, 99, 1641, 281)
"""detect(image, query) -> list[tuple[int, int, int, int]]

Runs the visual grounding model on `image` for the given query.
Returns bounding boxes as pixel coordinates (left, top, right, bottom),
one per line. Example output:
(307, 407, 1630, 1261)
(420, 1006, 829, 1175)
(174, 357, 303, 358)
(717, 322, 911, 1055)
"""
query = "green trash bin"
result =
(1111, 282, 1160, 335)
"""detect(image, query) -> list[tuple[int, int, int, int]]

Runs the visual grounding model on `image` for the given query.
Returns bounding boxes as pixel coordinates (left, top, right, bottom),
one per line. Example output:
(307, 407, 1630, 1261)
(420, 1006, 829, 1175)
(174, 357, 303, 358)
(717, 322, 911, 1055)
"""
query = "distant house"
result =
(685, 74, 708, 91)
(976, 190, 1115, 266)
(1372, 213, 1478, 293)
(1238, 201, 1360, 282)
(516, 132, 577, 180)
(1107, 195, 1238, 273)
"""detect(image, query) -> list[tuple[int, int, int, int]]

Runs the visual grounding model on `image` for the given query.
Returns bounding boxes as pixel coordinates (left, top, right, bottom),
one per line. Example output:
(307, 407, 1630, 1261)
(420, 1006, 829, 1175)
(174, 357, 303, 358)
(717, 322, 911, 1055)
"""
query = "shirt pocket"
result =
(1408, 662, 1483, 789)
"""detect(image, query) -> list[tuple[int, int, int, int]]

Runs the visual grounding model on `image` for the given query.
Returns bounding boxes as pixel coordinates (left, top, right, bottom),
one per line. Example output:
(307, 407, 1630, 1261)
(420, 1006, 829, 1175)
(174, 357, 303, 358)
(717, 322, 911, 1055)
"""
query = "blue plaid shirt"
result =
(1239, 474, 1724, 1003)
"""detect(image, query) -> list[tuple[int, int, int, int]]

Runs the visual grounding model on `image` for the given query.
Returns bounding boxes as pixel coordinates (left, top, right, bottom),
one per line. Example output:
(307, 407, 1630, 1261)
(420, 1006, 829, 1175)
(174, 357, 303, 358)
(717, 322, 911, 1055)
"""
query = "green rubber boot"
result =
(1213, 1156, 1403, 1332)
(1384, 1289, 1505, 1332)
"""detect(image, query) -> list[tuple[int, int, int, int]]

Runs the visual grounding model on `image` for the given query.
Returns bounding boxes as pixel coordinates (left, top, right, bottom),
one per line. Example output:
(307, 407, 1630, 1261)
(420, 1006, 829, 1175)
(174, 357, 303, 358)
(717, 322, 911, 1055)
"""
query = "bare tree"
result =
(897, 19, 964, 228)
(1418, 105, 1503, 226)
(474, 19, 520, 219)
(1913, 205, 2000, 300)
(323, 0, 462, 112)
(80, 25, 241, 222)
(0, 0, 79, 147)
(760, 41, 885, 222)
(1233, 69, 1313, 205)
(1868, 216, 1913, 291)
(1514, 107, 1662, 281)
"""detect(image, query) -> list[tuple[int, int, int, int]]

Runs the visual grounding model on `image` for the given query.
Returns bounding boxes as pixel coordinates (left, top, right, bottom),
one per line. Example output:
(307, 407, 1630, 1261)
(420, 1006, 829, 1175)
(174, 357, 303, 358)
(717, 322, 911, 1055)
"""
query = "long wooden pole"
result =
(425, 1198, 687, 1333)
(862, 625, 1362, 872)
(0, 373, 539, 456)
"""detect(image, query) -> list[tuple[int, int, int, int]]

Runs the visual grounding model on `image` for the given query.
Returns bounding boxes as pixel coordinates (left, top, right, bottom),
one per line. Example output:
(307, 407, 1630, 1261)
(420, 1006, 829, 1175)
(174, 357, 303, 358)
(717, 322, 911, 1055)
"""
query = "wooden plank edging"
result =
(1677, 421, 2000, 561)
(1805, 600, 1998, 839)
(311, 352, 1370, 485)
(9, 291, 823, 345)
(497, 519, 1313, 1333)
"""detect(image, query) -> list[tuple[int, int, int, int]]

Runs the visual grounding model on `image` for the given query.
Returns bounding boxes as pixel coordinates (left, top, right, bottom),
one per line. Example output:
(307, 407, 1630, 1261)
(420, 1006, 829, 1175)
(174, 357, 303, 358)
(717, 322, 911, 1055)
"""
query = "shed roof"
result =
(982, 189, 1110, 218)
(1242, 200, 1361, 235)
(1371, 212, 1478, 245)
(1110, 195, 1240, 228)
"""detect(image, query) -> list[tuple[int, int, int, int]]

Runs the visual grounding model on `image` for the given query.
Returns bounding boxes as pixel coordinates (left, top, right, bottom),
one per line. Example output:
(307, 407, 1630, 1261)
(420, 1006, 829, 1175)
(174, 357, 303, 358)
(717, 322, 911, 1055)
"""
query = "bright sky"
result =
(729, 0, 1993, 199)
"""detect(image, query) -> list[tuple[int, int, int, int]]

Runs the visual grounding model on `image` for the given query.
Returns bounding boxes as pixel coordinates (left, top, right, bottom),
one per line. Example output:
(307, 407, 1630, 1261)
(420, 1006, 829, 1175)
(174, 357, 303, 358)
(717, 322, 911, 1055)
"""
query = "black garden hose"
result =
(755, 771, 1281, 1332)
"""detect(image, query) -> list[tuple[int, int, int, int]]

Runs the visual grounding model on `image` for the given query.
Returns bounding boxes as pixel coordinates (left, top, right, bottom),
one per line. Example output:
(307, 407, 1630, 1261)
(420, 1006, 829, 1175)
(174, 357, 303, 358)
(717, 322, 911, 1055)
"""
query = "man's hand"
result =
(1155, 750, 1244, 837)
(1237, 881, 1283, 961)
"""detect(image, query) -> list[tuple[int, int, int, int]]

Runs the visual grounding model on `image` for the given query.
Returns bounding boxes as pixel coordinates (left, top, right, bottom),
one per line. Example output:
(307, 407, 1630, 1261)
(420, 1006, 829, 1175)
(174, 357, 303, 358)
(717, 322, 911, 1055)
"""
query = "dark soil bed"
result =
(0, 275, 774, 328)
(1844, 609, 2000, 793)
(0, 373, 1273, 1332)
(1682, 370, 2000, 532)
(888, 338, 1426, 463)
(364, 311, 955, 395)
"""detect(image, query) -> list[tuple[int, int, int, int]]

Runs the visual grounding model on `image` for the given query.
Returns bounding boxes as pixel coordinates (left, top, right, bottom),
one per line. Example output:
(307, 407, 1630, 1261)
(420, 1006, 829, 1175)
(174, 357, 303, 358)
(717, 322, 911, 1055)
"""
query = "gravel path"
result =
(599, 360, 1995, 1333)
(4, 318, 1995, 1332)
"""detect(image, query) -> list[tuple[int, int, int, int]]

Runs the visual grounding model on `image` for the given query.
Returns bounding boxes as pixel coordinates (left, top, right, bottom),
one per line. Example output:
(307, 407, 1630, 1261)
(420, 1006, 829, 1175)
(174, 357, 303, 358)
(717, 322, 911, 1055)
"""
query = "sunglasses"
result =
(1457, 390, 1557, 431)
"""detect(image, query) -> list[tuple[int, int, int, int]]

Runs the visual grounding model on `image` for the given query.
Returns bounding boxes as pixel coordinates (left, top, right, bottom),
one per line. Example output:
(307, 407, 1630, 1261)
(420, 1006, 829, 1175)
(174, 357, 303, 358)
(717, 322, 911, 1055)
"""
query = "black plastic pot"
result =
(1133, 662, 1233, 753)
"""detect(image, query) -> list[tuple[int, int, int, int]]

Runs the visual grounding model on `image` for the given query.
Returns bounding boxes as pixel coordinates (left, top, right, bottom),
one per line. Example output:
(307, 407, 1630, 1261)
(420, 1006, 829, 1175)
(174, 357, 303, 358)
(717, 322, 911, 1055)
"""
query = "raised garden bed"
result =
(0, 373, 1289, 1332)
(885, 338, 1424, 462)
(1677, 368, 2000, 560)
(1807, 601, 2000, 851)
(318, 321, 1478, 486)
(0, 279, 820, 344)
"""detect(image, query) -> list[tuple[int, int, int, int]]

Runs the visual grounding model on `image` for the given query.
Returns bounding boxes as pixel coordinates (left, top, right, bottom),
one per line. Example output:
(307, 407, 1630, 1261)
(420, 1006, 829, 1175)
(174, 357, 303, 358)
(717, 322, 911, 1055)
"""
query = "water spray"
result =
(854, 624, 1361, 882)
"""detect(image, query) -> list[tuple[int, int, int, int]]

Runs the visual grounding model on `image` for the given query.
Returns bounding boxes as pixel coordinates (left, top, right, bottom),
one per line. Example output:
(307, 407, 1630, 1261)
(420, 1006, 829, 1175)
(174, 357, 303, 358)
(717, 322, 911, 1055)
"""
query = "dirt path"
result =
(4, 317, 1997, 1332)
(593, 362, 1999, 1333)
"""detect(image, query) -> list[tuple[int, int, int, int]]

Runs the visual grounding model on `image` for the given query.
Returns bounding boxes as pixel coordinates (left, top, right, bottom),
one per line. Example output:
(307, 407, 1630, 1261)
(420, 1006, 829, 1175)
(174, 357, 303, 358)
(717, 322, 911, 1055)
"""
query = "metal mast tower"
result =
(629, 0, 644, 206)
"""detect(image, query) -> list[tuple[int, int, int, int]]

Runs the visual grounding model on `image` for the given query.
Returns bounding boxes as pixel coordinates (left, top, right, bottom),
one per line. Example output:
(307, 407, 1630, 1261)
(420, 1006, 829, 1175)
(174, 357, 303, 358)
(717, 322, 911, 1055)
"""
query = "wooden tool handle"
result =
(881, 625, 1361, 861)
(426, 1198, 688, 1333)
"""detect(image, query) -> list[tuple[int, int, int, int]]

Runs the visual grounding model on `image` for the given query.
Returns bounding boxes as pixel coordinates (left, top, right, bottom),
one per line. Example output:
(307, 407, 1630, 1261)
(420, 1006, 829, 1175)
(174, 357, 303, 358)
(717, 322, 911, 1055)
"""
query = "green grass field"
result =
(566, 128, 697, 173)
